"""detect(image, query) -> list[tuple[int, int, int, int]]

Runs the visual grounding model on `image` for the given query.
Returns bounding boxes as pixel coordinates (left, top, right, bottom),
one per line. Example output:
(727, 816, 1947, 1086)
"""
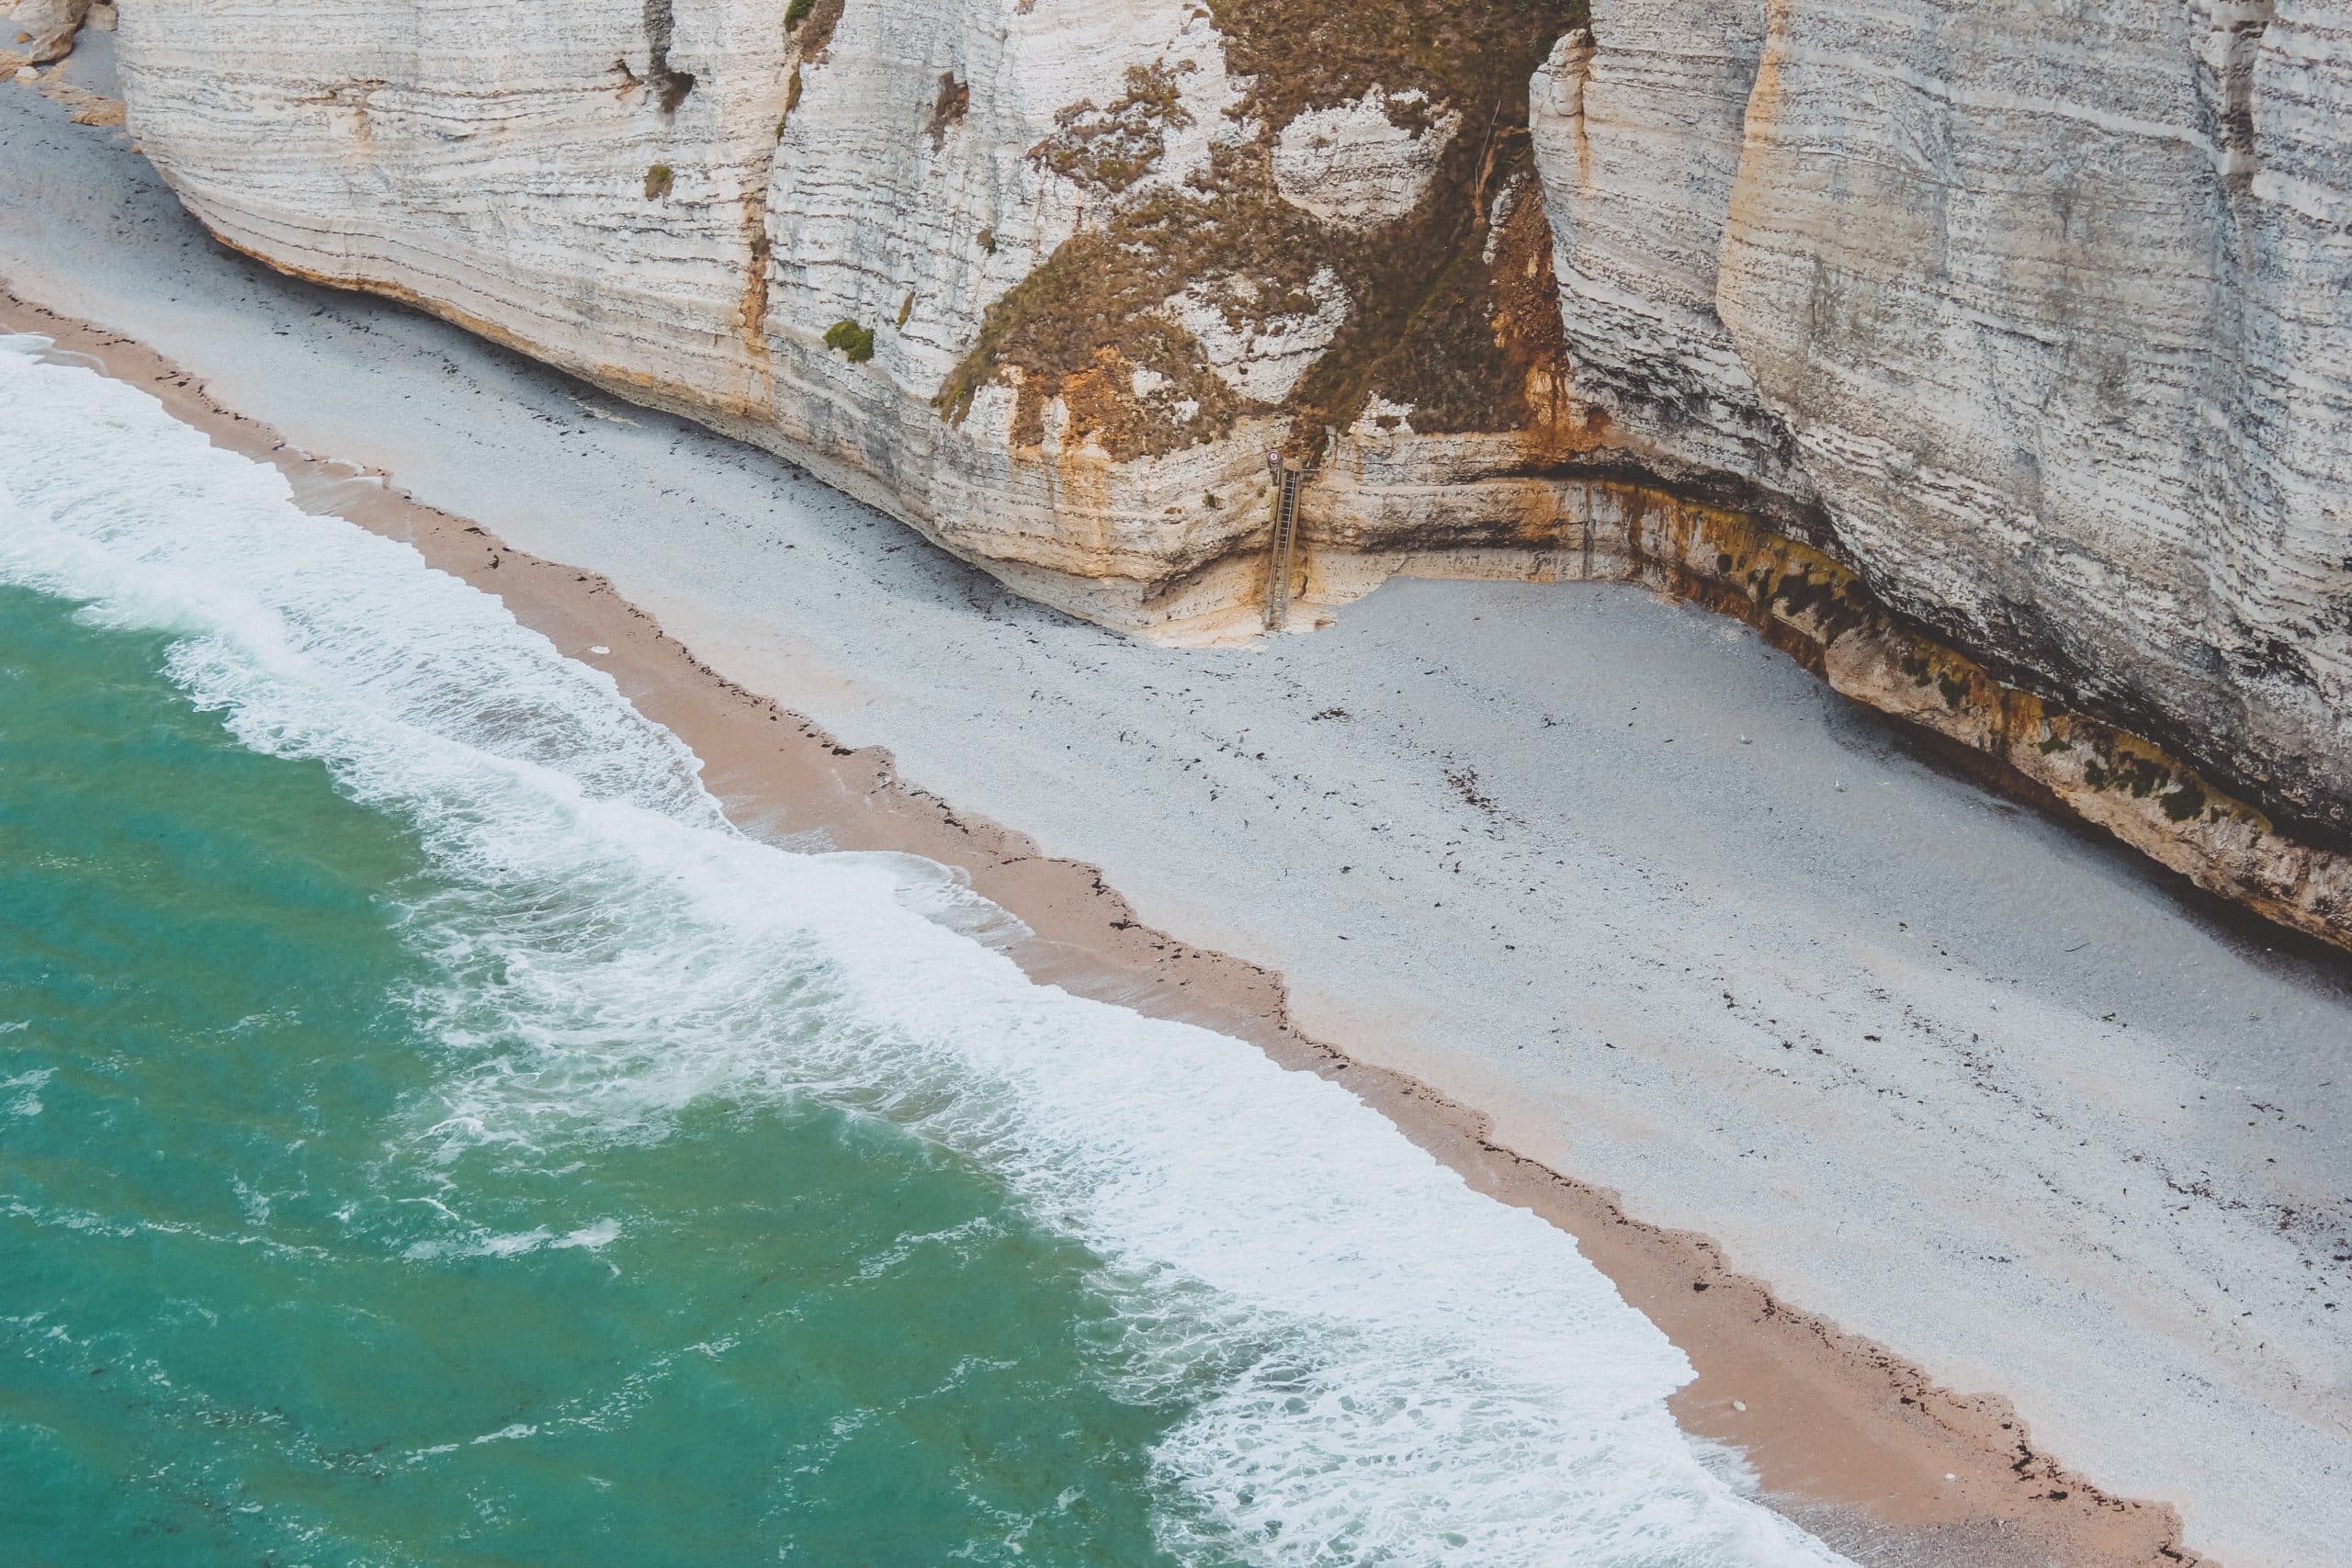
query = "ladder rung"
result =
(1265, 467, 1303, 631)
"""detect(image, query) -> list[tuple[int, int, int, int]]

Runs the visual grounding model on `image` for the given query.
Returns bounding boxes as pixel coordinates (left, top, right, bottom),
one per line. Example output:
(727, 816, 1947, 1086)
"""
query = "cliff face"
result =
(113, 0, 1584, 636)
(1533, 0, 2352, 860)
(108, 0, 2352, 947)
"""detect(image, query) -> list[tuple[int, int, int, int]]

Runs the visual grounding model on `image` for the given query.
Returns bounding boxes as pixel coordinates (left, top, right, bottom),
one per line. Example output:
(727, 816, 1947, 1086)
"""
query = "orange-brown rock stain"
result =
(1299, 453, 2352, 952)
(736, 187, 775, 390)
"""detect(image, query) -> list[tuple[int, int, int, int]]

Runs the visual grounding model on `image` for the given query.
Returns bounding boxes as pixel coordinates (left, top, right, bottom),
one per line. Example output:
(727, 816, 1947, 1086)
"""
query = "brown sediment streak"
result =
(790, 0, 845, 62)
(737, 146, 774, 385)
(734, 5, 794, 381)
(0, 288, 2211, 1568)
(740, 187, 772, 364)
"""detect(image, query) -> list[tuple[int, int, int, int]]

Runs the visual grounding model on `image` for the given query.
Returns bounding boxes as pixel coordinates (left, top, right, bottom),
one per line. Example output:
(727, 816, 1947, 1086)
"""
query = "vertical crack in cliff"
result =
(1317, 130, 1571, 441)
(2208, 0, 2278, 187)
(786, 0, 847, 62)
(740, 181, 775, 379)
(734, 6, 802, 391)
(641, 0, 697, 114)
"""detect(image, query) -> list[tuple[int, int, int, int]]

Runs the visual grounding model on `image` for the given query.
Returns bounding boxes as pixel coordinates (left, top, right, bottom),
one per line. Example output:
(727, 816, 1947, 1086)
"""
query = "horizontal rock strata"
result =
(1530, 0, 2352, 886)
(114, 0, 1582, 635)
(107, 0, 2352, 949)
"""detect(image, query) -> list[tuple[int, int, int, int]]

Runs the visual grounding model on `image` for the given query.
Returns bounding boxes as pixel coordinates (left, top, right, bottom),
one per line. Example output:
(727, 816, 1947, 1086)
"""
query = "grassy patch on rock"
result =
(936, 0, 1582, 458)
(1030, 62, 1193, 194)
(825, 319, 876, 363)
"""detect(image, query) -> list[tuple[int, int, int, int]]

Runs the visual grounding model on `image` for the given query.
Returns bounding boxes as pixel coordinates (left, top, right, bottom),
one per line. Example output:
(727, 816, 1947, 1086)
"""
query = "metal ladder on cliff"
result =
(1263, 452, 1306, 632)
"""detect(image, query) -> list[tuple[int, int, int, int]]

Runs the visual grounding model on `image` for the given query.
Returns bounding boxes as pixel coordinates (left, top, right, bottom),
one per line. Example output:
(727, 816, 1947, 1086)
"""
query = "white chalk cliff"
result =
(106, 0, 2352, 948)
(1532, 0, 2352, 891)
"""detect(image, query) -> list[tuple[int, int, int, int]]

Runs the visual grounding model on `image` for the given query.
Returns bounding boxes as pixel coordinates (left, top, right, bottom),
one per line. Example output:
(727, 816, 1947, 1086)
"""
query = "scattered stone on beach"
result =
(8, 0, 89, 64)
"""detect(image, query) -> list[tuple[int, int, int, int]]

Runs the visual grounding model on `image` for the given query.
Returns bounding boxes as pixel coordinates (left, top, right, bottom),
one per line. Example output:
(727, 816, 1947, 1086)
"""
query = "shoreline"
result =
(1, 295, 2201, 1566)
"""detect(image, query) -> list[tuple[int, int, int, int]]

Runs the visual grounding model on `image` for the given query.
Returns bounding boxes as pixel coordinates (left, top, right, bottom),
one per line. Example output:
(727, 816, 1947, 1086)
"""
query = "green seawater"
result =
(0, 581, 1185, 1565)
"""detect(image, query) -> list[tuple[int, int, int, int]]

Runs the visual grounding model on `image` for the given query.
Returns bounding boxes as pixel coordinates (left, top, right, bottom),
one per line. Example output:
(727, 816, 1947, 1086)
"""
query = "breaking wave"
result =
(0, 339, 1848, 1567)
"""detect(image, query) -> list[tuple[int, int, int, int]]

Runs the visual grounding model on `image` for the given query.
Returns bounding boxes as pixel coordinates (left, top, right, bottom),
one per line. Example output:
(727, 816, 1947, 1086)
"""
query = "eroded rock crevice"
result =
(640, 0, 697, 112)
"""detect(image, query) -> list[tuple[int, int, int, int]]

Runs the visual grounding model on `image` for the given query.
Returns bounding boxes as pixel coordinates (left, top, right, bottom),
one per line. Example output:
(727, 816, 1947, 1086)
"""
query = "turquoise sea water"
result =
(0, 583, 1177, 1565)
(0, 339, 1850, 1566)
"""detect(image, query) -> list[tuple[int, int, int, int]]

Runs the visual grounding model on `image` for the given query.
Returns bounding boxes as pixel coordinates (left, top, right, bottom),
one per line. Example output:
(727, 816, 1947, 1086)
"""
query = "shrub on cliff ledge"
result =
(941, 0, 1584, 457)
(643, 164, 673, 199)
(824, 319, 876, 364)
(1030, 62, 1192, 193)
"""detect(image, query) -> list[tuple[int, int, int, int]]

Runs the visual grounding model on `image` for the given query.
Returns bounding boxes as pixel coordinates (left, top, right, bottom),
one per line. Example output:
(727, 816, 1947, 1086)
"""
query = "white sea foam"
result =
(3, 1065, 51, 1117)
(0, 339, 1852, 1567)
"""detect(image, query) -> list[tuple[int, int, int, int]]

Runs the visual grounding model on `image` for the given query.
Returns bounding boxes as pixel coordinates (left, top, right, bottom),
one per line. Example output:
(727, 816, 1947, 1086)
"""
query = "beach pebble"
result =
(1731, 1400, 1747, 1413)
(589, 645, 610, 655)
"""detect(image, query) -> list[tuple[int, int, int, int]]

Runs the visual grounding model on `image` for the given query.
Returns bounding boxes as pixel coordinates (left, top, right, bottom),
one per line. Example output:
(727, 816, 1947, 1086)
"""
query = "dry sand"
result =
(5, 36, 2350, 1566)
